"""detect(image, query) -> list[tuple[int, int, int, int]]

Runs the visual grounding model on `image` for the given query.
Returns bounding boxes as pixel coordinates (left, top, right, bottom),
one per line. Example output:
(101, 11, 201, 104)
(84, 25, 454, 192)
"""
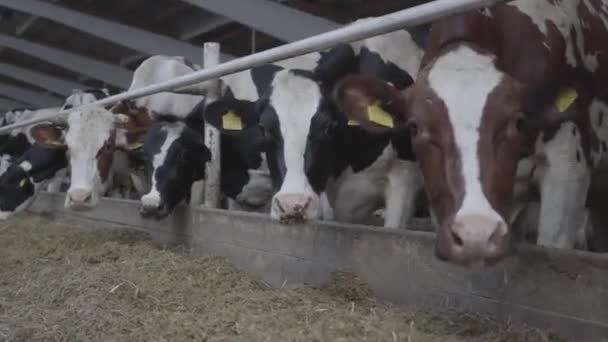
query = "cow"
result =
(330, 1, 608, 266)
(0, 107, 61, 176)
(0, 123, 68, 219)
(44, 88, 144, 210)
(200, 25, 427, 227)
(122, 55, 276, 219)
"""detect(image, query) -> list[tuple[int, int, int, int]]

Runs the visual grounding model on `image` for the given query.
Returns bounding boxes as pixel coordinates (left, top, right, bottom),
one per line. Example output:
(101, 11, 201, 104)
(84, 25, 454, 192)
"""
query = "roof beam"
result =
(0, 34, 132, 88)
(0, 97, 31, 111)
(0, 63, 86, 97)
(0, 0, 234, 62)
(178, 15, 231, 40)
(0, 82, 62, 108)
(180, 0, 340, 42)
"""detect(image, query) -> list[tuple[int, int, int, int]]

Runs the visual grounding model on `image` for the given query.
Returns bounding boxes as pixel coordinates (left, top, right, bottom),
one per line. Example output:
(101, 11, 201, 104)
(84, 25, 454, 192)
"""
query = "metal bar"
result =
(180, 0, 340, 42)
(0, 0, 510, 134)
(0, 82, 62, 108)
(0, 34, 132, 88)
(0, 63, 85, 97)
(0, 0, 234, 62)
(203, 42, 221, 208)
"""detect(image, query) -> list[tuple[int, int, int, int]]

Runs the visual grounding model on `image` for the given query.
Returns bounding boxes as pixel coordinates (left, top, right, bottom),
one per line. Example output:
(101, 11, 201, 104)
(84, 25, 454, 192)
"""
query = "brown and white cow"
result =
(334, 0, 608, 266)
(62, 101, 152, 210)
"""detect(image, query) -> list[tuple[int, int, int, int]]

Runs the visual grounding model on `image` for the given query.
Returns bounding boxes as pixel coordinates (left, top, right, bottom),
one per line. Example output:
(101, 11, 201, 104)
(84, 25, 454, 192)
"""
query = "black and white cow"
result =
(122, 55, 276, 219)
(0, 124, 67, 219)
(200, 25, 427, 227)
(0, 107, 61, 176)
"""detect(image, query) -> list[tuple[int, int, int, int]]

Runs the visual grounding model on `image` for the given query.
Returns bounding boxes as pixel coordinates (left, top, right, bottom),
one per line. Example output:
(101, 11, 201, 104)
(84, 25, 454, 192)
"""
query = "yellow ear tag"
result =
(347, 120, 360, 126)
(367, 102, 394, 128)
(129, 142, 143, 151)
(19, 178, 26, 187)
(222, 110, 243, 130)
(555, 87, 578, 113)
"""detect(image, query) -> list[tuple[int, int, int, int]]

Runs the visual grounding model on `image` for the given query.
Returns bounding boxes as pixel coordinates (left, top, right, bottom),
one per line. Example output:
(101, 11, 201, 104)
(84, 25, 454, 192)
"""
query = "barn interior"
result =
(0, 0, 430, 111)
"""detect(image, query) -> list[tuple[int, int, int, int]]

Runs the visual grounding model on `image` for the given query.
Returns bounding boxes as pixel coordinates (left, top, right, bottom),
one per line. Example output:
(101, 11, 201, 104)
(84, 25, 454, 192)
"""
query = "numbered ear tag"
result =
(367, 102, 394, 128)
(555, 87, 578, 113)
(129, 142, 143, 151)
(19, 178, 27, 188)
(347, 120, 360, 126)
(222, 110, 243, 130)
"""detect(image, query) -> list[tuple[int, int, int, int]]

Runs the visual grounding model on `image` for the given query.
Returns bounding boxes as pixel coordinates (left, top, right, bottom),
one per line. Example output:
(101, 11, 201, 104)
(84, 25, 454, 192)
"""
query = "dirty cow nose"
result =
(437, 214, 512, 266)
(66, 189, 93, 210)
(272, 193, 316, 223)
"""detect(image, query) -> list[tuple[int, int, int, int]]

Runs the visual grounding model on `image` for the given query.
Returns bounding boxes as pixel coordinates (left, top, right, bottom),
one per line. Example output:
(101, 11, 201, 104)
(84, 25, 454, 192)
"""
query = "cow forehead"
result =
(426, 45, 504, 216)
(270, 71, 321, 166)
(427, 46, 503, 132)
(271, 71, 321, 140)
(66, 108, 114, 152)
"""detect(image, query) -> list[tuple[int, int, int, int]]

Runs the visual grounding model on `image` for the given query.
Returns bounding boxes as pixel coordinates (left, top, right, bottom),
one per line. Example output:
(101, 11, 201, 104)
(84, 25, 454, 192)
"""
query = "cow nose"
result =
(139, 193, 168, 219)
(271, 193, 316, 223)
(66, 189, 93, 210)
(437, 214, 512, 266)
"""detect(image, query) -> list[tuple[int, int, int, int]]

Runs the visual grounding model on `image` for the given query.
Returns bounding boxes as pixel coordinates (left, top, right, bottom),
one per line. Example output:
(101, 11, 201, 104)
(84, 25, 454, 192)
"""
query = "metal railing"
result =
(0, 0, 508, 134)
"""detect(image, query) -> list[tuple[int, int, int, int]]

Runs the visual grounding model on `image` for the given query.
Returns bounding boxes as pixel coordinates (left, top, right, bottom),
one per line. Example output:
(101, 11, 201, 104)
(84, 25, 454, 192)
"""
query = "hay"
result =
(0, 215, 564, 342)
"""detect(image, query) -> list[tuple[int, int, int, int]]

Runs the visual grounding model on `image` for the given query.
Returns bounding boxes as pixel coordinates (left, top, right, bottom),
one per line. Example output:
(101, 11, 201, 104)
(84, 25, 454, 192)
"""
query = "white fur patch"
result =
(0, 154, 12, 176)
(19, 161, 32, 172)
(63, 91, 98, 109)
(66, 107, 115, 197)
(510, 0, 579, 68)
(428, 45, 504, 225)
(130, 56, 204, 119)
(141, 122, 186, 207)
(271, 71, 320, 197)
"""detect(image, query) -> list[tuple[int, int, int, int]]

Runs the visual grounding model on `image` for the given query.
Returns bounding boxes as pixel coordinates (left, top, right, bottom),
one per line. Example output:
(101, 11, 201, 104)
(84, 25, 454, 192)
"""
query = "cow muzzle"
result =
(436, 214, 513, 267)
(139, 193, 170, 220)
(271, 193, 317, 224)
(66, 188, 95, 210)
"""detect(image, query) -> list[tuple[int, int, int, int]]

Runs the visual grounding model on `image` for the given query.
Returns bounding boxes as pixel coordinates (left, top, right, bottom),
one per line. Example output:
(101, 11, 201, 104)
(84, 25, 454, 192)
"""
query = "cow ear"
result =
(315, 44, 356, 86)
(524, 86, 581, 132)
(333, 75, 408, 133)
(29, 124, 66, 148)
(204, 99, 258, 136)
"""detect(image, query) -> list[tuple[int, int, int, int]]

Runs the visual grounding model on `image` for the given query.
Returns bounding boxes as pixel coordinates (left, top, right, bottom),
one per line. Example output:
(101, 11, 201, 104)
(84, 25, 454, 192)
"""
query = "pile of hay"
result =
(0, 215, 563, 341)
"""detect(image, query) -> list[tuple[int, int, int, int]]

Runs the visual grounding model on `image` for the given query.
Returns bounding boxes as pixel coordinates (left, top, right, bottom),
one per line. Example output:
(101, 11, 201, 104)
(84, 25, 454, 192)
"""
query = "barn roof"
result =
(0, 0, 429, 111)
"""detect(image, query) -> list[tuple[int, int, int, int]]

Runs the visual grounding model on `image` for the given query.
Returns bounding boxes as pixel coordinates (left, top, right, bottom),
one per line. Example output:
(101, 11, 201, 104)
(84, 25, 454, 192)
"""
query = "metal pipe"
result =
(203, 42, 222, 208)
(0, 0, 508, 134)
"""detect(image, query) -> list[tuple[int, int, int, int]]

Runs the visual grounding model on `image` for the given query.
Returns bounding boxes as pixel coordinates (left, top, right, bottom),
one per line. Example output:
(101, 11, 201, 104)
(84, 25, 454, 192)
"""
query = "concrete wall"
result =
(29, 192, 608, 341)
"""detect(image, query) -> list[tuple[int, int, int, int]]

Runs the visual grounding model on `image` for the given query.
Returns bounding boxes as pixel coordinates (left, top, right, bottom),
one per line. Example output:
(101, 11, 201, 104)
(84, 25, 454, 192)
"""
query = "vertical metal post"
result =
(202, 42, 222, 208)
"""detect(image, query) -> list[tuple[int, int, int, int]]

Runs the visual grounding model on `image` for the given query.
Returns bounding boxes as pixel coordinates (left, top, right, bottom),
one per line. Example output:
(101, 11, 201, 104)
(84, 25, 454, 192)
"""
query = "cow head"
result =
(0, 124, 67, 219)
(333, 45, 577, 266)
(138, 117, 211, 220)
(205, 70, 327, 223)
(64, 107, 129, 210)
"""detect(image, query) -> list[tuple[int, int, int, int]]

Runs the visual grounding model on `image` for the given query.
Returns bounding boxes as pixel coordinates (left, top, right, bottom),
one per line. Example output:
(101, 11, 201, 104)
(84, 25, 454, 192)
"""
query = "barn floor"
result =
(0, 215, 564, 342)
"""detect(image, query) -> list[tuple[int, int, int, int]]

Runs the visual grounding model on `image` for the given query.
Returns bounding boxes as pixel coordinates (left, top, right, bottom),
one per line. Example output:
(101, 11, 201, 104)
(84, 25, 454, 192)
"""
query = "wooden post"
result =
(202, 42, 222, 208)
